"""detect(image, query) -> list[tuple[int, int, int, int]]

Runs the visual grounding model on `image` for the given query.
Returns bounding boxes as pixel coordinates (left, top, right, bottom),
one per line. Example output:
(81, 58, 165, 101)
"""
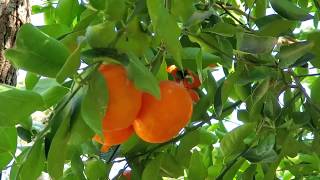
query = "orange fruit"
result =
(187, 89, 200, 103)
(99, 64, 142, 131)
(133, 80, 193, 143)
(93, 126, 134, 150)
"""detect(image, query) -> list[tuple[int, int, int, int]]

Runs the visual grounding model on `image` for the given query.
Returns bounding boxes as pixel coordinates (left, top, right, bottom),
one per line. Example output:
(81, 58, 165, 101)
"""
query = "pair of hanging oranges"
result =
(93, 63, 200, 152)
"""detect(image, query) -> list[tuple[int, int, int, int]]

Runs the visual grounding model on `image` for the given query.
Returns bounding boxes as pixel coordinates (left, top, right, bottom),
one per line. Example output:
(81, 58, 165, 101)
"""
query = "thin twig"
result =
(289, 69, 320, 114)
(215, 2, 252, 31)
(108, 145, 120, 163)
(295, 73, 320, 78)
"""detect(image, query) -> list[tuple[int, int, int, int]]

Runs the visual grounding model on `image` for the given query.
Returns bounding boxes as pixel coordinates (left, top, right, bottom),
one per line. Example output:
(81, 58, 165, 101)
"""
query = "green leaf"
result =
(243, 134, 278, 163)
(255, 0, 267, 18)
(17, 126, 32, 143)
(56, 44, 81, 83)
(127, 54, 160, 98)
(85, 22, 117, 49)
(106, 0, 126, 21)
(71, 152, 86, 180)
(85, 159, 109, 180)
(25, 72, 40, 90)
(311, 77, 320, 105)
(9, 148, 29, 180)
(220, 123, 256, 159)
(278, 42, 314, 68)
(204, 22, 239, 37)
(241, 164, 257, 179)
(160, 154, 184, 178)
(257, 15, 297, 37)
(0, 127, 17, 170)
(238, 66, 277, 85)
(191, 71, 217, 121)
(236, 33, 277, 54)
(0, 85, 44, 126)
(4, 24, 70, 77)
(171, 0, 195, 22)
(81, 71, 108, 136)
(270, 0, 313, 21)
(142, 156, 163, 180)
(188, 151, 208, 180)
(156, 57, 168, 81)
(17, 139, 46, 180)
(89, 0, 106, 10)
(47, 109, 71, 179)
(147, 0, 183, 69)
(33, 78, 69, 108)
(56, 0, 80, 26)
(116, 17, 151, 56)
(69, 94, 95, 145)
(222, 158, 246, 180)
(39, 24, 72, 39)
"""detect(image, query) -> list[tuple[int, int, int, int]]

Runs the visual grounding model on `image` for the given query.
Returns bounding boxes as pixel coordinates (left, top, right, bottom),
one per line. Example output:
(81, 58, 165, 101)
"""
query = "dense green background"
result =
(1, 0, 320, 179)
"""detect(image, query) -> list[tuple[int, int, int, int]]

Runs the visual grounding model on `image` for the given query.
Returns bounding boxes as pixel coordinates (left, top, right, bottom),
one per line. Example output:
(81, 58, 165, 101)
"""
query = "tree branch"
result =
(214, 2, 256, 21)
(289, 69, 320, 114)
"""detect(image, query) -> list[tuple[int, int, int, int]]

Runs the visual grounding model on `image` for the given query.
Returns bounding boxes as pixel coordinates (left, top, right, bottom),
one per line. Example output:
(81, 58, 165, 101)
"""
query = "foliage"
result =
(1, 0, 320, 179)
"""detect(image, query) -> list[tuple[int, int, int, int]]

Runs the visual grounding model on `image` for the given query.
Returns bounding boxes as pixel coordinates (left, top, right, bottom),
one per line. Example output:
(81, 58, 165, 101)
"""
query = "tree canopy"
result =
(2, 0, 320, 179)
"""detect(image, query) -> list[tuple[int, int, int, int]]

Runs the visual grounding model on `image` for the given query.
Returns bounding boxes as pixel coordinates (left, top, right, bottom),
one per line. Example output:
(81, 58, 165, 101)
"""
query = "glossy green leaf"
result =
(270, 0, 313, 21)
(5, 24, 70, 77)
(116, 17, 151, 56)
(17, 139, 45, 180)
(47, 110, 71, 179)
(0, 85, 44, 126)
(236, 33, 277, 54)
(85, 22, 117, 49)
(56, 44, 81, 83)
(311, 78, 320, 108)
(142, 156, 162, 180)
(204, 22, 239, 37)
(160, 154, 184, 178)
(33, 78, 69, 108)
(56, 0, 80, 26)
(106, 0, 126, 21)
(81, 71, 108, 136)
(25, 72, 40, 90)
(278, 42, 313, 68)
(222, 158, 245, 180)
(188, 151, 207, 180)
(127, 54, 160, 98)
(85, 159, 108, 180)
(69, 94, 94, 145)
(257, 15, 297, 37)
(39, 24, 72, 39)
(220, 123, 256, 158)
(0, 127, 17, 170)
(147, 0, 183, 69)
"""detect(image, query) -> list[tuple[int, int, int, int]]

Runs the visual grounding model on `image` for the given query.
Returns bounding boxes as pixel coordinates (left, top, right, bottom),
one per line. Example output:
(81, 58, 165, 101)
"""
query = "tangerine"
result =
(93, 126, 134, 151)
(99, 64, 142, 131)
(133, 80, 193, 143)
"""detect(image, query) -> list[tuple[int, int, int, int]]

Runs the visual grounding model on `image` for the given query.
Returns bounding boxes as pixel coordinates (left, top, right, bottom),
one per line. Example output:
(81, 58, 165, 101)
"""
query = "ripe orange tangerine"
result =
(133, 80, 193, 143)
(93, 126, 134, 151)
(99, 64, 142, 131)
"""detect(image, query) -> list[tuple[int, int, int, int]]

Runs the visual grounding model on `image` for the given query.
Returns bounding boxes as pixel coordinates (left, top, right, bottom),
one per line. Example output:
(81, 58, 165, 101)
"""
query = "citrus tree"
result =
(1, 0, 320, 179)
